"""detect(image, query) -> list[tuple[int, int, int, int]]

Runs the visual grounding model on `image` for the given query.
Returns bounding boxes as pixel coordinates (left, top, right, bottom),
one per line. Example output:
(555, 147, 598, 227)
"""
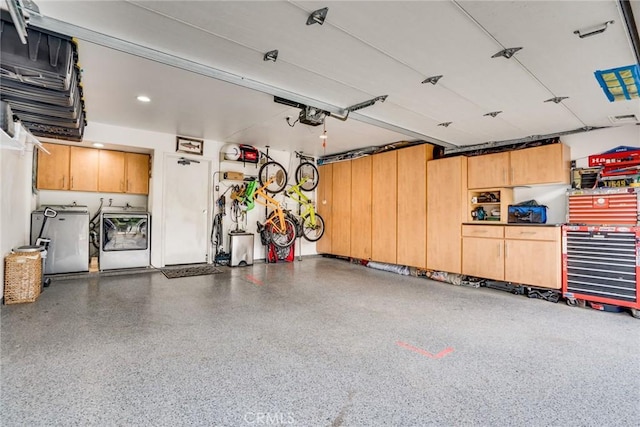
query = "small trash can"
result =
(229, 232, 254, 267)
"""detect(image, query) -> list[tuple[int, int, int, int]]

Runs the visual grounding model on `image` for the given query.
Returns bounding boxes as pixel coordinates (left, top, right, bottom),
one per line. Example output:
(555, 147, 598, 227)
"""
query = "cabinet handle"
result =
(520, 231, 536, 235)
(510, 167, 514, 182)
(62, 176, 65, 188)
(497, 243, 501, 257)
(505, 243, 509, 258)
(503, 169, 506, 182)
(127, 180, 130, 192)
(474, 230, 488, 234)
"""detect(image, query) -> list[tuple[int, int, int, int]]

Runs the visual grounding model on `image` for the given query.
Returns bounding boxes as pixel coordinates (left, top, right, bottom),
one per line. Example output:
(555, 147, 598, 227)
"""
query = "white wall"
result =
(0, 144, 37, 297)
(75, 122, 309, 266)
(513, 124, 640, 224)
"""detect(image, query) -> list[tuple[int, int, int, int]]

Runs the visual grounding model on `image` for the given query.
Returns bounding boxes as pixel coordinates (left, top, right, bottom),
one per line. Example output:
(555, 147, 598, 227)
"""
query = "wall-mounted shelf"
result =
(467, 188, 513, 223)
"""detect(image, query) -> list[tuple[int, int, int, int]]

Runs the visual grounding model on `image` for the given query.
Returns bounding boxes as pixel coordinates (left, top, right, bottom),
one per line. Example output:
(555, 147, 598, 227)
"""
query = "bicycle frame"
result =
(252, 177, 288, 235)
(286, 177, 318, 226)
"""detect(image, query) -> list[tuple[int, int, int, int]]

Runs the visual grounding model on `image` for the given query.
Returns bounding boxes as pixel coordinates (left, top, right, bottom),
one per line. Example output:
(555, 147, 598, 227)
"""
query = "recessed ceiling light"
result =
(92, 143, 104, 148)
(137, 95, 151, 103)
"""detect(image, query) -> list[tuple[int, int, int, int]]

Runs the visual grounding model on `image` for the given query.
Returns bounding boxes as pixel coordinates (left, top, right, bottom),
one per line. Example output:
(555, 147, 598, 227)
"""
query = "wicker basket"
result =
(4, 251, 41, 304)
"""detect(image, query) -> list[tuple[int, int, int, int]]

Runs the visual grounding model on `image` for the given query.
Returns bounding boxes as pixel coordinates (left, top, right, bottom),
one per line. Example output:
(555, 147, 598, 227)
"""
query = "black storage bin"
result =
(0, 17, 76, 91)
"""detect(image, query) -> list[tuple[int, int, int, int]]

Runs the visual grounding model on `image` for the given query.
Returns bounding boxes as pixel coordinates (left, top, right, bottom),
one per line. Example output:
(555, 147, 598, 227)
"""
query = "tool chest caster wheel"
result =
(630, 308, 639, 319)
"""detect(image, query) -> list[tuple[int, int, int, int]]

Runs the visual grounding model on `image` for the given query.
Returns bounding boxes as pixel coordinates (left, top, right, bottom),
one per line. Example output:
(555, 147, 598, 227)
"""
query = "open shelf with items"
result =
(467, 188, 513, 223)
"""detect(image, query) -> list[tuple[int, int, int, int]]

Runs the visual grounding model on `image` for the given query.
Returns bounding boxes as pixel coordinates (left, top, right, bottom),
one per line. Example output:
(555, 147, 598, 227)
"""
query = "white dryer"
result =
(99, 207, 150, 270)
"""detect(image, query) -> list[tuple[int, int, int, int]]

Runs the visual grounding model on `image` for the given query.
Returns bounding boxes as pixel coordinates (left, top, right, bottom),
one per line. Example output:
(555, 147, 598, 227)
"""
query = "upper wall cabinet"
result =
(37, 144, 150, 195)
(37, 143, 70, 190)
(125, 152, 150, 195)
(69, 147, 99, 191)
(467, 143, 571, 189)
(98, 150, 126, 193)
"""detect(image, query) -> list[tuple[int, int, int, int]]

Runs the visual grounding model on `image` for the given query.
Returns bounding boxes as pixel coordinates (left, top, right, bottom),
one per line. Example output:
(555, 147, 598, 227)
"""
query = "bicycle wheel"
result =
(259, 161, 288, 193)
(295, 161, 319, 191)
(302, 213, 325, 242)
(268, 216, 297, 248)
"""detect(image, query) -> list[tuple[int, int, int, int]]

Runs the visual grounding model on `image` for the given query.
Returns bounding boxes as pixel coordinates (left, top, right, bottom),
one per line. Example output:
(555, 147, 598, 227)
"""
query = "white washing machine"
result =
(99, 208, 150, 270)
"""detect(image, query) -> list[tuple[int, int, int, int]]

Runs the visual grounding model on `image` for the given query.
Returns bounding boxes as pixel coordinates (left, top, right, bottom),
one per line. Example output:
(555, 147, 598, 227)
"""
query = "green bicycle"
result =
(285, 176, 325, 242)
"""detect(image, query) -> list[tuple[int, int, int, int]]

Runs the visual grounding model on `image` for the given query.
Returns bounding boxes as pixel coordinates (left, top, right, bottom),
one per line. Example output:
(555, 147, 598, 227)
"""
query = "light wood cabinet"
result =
(504, 226, 561, 289)
(69, 146, 98, 191)
(467, 152, 510, 189)
(125, 153, 150, 194)
(37, 143, 70, 190)
(331, 160, 351, 257)
(372, 151, 397, 264)
(509, 143, 571, 186)
(462, 225, 562, 289)
(467, 143, 571, 189)
(350, 156, 372, 260)
(427, 156, 467, 273)
(37, 144, 150, 195)
(397, 144, 431, 268)
(467, 188, 513, 223)
(316, 164, 333, 254)
(462, 225, 504, 280)
(98, 150, 125, 193)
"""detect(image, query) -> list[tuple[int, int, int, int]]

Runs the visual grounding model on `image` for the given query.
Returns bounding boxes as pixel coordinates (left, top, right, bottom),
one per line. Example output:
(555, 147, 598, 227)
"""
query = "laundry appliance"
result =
(30, 205, 89, 274)
(99, 207, 150, 270)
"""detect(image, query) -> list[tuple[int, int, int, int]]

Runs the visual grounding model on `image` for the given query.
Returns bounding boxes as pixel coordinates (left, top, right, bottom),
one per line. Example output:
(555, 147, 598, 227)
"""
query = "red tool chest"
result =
(562, 225, 640, 315)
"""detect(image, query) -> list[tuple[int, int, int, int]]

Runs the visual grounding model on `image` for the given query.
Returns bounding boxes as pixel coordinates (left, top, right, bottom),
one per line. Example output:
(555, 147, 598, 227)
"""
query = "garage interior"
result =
(1, 1, 640, 425)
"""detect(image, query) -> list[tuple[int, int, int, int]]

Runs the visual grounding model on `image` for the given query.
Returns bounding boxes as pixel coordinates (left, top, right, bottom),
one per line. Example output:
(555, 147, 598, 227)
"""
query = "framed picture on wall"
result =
(176, 136, 204, 156)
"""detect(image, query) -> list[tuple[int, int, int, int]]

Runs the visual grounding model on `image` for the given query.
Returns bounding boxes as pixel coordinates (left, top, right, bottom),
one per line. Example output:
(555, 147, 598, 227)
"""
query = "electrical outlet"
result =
(215, 185, 219, 191)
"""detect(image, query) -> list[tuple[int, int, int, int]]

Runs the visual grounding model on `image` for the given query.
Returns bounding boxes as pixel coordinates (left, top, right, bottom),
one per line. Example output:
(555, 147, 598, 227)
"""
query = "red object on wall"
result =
(588, 146, 640, 167)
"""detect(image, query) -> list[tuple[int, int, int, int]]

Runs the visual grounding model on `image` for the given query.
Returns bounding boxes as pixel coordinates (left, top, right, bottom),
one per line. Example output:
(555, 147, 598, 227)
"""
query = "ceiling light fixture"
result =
(437, 122, 453, 127)
(574, 20, 614, 38)
(544, 96, 569, 104)
(422, 75, 443, 85)
(263, 49, 278, 62)
(137, 95, 151, 103)
(491, 47, 522, 59)
(307, 7, 328, 25)
(484, 111, 502, 118)
(92, 143, 104, 148)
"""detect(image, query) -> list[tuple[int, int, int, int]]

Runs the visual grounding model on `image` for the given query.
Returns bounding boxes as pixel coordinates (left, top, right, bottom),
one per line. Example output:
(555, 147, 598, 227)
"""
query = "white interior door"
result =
(163, 155, 210, 265)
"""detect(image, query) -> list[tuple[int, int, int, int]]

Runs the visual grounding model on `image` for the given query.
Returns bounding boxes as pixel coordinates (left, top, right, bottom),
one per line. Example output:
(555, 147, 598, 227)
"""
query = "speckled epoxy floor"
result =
(2, 257, 639, 426)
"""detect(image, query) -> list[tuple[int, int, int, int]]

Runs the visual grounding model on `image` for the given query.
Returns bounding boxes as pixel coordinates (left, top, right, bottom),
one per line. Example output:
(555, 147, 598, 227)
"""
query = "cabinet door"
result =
(371, 151, 397, 264)
(350, 156, 372, 260)
(510, 143, 570, 186)
(69, 146, 98, 191)
(462, 237, 504, 281)
(427, 156, 467, 273)
(397, 144, 430, 268)
(126, 153, 150, 194)
(505, 233, 561, 289)
(37, 143, 70, 190)
(467, 152, 509, 189)
(98, 150, 125, 193)
(316, 164, 333, 254)
(331, 160, 351, 257)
